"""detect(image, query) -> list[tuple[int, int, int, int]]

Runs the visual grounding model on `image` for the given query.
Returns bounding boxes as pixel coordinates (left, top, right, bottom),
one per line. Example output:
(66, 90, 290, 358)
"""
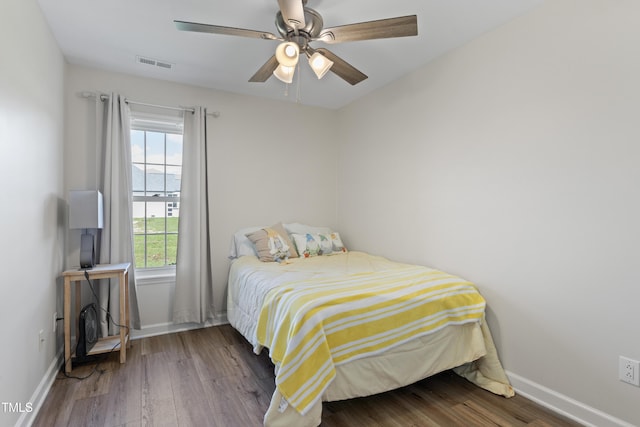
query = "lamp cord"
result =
(83, 270, 128, 331)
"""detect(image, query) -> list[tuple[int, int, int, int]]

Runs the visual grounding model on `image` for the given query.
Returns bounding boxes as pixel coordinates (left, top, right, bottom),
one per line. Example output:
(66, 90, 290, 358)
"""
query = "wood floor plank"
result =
(67, 395, 107, 427)
(182, 325, 228, 349)
(322, 398, 386, 427)
(192, 338, 255, 380)
(371, 393, 439, 426)
(218, 323, 251, 346)
(527, 420, 557, 427)
(102, 343, 143, 427)
(140, 332, 185, 361)
(70, 359, 114, 399)
(31, 374, 80, 427)
(169, 358, 218, 427)
(230, 344, 275, 380)
(459, 399, 518, 426)
(203, 375, 266, 427)
(33, 325, 584, 427)
(140, 352, 178, 426)
(393, 387, 469, 427)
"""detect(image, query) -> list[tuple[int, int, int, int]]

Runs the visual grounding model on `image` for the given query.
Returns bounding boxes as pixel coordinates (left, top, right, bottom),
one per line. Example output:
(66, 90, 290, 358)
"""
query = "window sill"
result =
(135, 266, 176, 286)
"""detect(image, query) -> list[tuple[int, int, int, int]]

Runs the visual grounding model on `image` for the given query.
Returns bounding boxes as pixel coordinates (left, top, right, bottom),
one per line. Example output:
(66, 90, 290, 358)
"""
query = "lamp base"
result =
(79, 233, 96, 269)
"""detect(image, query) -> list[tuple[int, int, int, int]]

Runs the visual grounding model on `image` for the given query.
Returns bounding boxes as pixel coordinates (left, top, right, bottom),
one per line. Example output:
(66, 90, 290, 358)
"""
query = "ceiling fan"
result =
(174, 0, 417, 86)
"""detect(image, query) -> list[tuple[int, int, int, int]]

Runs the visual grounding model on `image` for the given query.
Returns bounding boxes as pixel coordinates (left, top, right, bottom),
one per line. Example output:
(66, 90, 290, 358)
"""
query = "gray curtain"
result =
(173, 106, 214, 324)
(98, 93, 141, 335)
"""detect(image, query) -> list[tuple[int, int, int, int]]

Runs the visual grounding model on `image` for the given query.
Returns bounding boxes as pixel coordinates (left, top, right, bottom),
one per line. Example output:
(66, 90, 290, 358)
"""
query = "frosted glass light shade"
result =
(273, 65, 295, 84)
(275, 42, 299, 67)
(69, 190, 104, 229)
(308, 52, 334, 79)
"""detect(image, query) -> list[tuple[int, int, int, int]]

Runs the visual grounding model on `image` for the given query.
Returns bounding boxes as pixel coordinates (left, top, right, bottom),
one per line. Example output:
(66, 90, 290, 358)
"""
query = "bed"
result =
(227, 223, 514, 427)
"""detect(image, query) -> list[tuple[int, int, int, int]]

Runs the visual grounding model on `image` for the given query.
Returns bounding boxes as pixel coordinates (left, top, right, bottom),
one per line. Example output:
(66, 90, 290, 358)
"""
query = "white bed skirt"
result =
(265, 321, 485, 427)
(230, 299, 513, 427)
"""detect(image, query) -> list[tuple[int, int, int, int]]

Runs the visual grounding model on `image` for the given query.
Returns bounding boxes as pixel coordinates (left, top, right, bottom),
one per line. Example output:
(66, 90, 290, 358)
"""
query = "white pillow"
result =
(228, 226, 264, 259)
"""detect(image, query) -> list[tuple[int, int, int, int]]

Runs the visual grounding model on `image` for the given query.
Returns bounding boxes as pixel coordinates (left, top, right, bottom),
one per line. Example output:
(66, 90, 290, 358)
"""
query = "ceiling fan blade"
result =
(315, 48, 367, 86)
(316, 15, 417, 44)
(248, 55, 279, 82)
(174, 20, 279, 41)
(277, 0, 306, 29)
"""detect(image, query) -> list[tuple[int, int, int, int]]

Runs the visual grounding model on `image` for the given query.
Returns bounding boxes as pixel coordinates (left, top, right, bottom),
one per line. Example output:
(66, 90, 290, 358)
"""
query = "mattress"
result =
(227, 251, 514, 427)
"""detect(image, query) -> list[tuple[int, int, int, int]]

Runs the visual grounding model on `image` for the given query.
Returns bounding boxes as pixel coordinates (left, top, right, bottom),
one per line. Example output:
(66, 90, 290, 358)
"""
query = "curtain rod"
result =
(81, 91, 221, 118)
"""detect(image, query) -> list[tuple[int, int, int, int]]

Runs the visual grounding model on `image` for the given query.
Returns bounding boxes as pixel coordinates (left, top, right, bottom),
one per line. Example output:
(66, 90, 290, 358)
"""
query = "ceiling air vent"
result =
(136, 55, 174, 70)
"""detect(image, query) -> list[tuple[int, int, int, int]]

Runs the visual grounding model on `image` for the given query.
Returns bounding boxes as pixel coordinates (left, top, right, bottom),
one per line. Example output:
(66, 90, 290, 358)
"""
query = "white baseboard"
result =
(506, 371, 635, 427)
(17, 349, 63, 427)
(131, 316, 228, 340)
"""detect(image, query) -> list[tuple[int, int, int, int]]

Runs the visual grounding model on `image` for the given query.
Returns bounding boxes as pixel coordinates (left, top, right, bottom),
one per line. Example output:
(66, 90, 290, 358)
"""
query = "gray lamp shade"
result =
(69, 190, 104, 269)
(69, 190, 104, 230)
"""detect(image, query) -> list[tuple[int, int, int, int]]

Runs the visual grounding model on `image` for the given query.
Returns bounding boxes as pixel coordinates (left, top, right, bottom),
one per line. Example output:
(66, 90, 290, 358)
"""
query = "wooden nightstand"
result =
(61, 263, 131, 374)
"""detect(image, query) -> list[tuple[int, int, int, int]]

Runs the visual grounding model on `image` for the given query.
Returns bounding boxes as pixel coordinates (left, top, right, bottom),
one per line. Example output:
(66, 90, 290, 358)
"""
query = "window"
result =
(131, 115, 183, 270)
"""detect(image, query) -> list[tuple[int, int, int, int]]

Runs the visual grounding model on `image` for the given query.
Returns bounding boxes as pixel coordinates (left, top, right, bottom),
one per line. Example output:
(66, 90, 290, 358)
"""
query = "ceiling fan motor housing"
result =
(276, 7, 324, 47)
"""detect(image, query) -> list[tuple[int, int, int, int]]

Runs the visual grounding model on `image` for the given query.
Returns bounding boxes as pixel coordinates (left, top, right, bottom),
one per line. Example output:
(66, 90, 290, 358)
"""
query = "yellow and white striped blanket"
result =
(256, 265, 486, 415)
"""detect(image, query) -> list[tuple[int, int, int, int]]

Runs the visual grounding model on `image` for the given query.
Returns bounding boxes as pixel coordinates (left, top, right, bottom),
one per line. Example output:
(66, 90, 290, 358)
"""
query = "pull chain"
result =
(296, 62, 302, 103)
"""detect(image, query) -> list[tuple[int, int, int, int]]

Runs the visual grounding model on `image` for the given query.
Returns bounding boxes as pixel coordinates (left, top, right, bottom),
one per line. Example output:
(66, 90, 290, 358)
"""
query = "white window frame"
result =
(130, 112, 184, 278)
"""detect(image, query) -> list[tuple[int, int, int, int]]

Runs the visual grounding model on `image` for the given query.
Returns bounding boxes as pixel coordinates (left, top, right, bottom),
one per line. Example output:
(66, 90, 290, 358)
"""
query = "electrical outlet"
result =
(53, 312, 58, 332)
(619, 356, 640, 386)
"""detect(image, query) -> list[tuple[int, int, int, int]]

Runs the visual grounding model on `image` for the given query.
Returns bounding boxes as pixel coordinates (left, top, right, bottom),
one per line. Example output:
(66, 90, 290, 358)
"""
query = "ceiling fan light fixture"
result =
(308, 52, 334, 79)
(275, 42, 299, 67)
(273, 64, 295, 84)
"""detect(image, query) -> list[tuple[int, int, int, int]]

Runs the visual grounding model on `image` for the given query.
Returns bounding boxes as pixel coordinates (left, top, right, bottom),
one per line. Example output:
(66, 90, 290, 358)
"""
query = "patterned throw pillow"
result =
(245, 223, 298, 262)
(329, 232, 347, 253)
(292, 232, 348, 257)
(317, 233, 333, 254)
(292, 233, 323, 258)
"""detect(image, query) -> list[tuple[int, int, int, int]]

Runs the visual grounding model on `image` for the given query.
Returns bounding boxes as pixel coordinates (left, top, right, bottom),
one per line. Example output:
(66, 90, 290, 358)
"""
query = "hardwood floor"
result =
(33, 325, 583, 427)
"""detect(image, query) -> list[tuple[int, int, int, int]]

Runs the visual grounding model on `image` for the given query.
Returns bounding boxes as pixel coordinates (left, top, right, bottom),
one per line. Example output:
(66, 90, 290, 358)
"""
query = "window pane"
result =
(145, 202, 166, 231)
(132, 164, 144, 193)
(166, 215, 179, 233)
(167, 134, 183, 166)
(167, 199, 180, 220)
(132, 201, 146, 232)
(131, 130, 145, 163)
(145, 234, 166, 268)
(146, 164, 165, 195)
(167, 234, 178, 265)
(133, 234, 146, 268)
(166, 165, 181, 195)
(146, 132, 165, 164)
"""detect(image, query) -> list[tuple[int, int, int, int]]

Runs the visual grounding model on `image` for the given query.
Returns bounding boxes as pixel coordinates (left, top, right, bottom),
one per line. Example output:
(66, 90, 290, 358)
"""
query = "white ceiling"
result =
(37, 0, 542, 110)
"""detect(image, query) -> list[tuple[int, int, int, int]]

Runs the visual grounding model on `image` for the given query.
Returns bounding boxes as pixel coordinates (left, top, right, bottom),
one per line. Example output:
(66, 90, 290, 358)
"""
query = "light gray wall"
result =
(0, 0, 66, 426)
(64, 65, 340, 332)
(336, 0, 640, 425)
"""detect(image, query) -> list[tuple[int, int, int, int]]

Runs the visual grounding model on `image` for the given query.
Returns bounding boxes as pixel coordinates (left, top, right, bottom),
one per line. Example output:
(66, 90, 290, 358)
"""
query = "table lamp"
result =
(69, 190, 104, 269)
